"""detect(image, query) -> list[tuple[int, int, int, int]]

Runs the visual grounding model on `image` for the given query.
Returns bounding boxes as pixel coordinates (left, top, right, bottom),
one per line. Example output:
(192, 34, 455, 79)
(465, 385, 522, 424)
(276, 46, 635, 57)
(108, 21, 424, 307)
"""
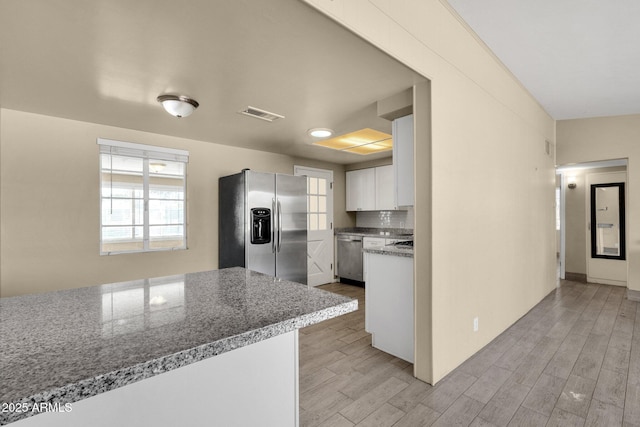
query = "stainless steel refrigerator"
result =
(218, 170, 308, 284)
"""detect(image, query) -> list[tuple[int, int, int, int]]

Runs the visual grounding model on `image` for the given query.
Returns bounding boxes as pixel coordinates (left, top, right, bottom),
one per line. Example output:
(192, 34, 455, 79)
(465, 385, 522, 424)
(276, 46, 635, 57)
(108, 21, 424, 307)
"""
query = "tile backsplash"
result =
(356, 208, 414, 229)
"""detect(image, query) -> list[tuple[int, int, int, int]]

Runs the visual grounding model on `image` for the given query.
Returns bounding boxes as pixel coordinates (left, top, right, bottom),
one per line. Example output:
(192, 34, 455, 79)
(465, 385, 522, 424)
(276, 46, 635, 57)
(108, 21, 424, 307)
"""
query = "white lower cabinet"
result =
(364, 252, 414, 363)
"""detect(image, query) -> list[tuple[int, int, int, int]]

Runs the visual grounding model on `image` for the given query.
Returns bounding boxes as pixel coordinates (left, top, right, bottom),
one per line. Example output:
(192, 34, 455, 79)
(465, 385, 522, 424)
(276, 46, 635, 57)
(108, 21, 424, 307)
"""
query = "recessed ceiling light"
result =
(157, 94, 199, 118)
(308, 128, 334, 138)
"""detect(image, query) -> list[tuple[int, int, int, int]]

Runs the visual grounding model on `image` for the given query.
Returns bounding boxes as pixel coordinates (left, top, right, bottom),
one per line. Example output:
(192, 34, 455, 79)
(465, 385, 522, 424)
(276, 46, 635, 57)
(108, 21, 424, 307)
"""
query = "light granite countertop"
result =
(335, 227, 414, 239)
(362, 246, 414, 258)
(0, 267, 356, 425)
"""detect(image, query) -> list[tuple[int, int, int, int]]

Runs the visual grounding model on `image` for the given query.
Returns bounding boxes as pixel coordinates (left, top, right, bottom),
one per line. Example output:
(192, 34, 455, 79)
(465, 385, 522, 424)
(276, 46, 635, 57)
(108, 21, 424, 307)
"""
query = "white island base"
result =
(365, 251, 414, 363)
(13, 331, 299, 427)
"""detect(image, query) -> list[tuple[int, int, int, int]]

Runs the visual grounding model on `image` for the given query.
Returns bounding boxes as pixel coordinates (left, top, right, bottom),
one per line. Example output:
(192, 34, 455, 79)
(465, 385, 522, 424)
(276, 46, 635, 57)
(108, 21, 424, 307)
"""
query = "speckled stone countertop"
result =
(335, 227, 414, 239)
(362, 246, 414, 258)
(0, 267, 356, 425)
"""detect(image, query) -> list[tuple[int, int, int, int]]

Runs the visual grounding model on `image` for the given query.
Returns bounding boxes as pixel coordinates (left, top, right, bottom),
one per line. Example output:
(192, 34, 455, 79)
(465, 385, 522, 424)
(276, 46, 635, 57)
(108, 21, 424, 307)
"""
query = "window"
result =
(98, 138, 188, 254)
(307, 176, 329, 231)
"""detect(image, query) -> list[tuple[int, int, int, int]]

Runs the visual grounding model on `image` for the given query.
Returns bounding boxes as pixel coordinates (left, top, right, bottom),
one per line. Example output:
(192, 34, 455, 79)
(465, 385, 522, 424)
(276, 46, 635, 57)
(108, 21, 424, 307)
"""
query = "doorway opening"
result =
(556, 159, 628, 286)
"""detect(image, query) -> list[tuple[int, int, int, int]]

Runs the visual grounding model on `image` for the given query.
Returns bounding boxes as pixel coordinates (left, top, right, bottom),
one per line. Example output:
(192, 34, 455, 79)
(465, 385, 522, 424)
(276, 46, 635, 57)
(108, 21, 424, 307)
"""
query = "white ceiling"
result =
(447, 0, 640, 120)
(0, 0, 423, 165)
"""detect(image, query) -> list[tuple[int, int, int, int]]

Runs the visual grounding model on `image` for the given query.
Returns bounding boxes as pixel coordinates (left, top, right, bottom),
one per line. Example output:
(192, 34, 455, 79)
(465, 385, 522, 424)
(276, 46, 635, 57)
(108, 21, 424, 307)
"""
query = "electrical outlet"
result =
(473, 317, 479, 332)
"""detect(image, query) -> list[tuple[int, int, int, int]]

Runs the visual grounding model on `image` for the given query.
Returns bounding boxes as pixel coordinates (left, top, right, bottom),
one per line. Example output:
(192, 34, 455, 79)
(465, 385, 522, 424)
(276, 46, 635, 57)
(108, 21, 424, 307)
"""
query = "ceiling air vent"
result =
(238, 106, 285, 122)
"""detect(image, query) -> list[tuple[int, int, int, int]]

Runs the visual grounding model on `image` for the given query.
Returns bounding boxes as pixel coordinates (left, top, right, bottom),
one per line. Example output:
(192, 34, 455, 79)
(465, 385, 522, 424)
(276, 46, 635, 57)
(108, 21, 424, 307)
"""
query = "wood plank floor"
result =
(299, 280, 640, 426)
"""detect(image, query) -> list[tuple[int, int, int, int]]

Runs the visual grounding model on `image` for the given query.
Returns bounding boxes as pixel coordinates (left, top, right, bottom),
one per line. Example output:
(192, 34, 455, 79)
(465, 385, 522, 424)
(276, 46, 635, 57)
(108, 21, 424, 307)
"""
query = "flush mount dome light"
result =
(157, 94, 199, 118)
(308, 128, 333, 138)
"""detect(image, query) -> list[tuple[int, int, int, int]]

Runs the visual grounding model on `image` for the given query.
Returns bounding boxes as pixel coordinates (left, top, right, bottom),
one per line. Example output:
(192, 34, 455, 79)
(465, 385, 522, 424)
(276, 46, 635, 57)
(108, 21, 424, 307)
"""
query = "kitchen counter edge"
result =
(335, 228, 413, 239)
(0, 268, 357, 425)
(362, 247, 414, 258)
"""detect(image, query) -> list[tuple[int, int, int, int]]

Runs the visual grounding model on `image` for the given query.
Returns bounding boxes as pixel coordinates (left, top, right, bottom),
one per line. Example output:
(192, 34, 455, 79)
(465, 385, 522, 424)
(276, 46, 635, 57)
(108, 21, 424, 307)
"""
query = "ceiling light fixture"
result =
(308, 128, 334, 138)
(312, 128, 393, 155)
(157, 94, 199, 118)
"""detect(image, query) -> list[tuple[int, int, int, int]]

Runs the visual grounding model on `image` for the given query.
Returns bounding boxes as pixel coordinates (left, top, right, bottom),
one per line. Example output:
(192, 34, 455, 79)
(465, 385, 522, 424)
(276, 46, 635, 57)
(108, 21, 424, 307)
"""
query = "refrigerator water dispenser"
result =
(251, 208, 271, 244)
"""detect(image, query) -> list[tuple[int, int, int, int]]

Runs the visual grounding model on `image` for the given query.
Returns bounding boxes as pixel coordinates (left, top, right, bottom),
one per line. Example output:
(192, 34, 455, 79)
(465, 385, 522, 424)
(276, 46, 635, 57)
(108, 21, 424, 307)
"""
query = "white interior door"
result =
(586, 171, 627, 286)
(294, 166, 334, 287)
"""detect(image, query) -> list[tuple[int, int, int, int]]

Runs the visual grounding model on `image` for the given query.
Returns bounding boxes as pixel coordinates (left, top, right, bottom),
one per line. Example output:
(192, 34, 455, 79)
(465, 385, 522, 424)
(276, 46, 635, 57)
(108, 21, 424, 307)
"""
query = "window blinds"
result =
(97, 138, 189, 163)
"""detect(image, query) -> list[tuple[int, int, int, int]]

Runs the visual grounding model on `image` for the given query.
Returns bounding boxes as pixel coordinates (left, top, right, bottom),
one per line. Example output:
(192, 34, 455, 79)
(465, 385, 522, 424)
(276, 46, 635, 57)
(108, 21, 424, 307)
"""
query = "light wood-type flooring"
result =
(298, 280, 640, 426)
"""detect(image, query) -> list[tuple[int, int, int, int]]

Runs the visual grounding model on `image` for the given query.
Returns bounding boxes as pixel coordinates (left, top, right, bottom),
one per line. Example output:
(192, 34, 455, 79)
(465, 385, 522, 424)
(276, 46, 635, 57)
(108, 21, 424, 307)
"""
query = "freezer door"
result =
(246, 171, 276, 277)
(218, 172, 245, 269)
(276, 174, 308, 284)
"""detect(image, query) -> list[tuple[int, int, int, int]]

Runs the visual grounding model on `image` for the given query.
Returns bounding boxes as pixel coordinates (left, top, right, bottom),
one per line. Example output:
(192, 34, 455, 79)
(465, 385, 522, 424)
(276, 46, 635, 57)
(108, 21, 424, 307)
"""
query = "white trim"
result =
(143, 159, 150, 249)
(293, 330, 300, 427)
(588, 278, 627, 287)
(627, 289, 640, 302)
(558, 172, 566, 281)
(557, 158, 627, 172)
(97, 138, 189, 162)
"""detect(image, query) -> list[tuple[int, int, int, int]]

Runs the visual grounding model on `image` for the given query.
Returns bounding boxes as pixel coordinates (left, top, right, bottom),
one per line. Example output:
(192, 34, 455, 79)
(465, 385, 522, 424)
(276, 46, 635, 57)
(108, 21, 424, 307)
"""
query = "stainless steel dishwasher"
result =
(336, 234, 363, 282)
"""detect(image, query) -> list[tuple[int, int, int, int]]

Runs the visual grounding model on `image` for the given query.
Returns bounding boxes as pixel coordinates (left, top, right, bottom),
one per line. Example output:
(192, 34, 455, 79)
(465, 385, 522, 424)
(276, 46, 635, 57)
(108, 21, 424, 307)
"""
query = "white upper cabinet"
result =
(346, 168, 375, 211)
(393, 114, 414, 207)
(346, 165, 398, 211)
(375, 165, 394, 210)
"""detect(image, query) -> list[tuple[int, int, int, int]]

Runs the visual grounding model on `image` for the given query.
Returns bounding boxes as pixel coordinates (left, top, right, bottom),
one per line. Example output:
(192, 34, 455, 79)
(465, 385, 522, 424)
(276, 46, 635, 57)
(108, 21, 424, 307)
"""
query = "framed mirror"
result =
(590, 182, 625, 260)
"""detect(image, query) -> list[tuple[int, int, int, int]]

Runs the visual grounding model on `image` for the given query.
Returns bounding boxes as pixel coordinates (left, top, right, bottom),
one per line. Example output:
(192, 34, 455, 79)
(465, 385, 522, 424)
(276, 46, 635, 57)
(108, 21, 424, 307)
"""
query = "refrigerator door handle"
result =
(277, 199, 283, 253)
(272, 198, 277, 253)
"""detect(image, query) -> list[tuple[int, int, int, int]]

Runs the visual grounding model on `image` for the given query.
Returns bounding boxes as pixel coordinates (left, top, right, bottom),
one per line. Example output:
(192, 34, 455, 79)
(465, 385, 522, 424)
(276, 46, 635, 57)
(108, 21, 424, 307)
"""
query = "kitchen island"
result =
(0, 267, 356, 426)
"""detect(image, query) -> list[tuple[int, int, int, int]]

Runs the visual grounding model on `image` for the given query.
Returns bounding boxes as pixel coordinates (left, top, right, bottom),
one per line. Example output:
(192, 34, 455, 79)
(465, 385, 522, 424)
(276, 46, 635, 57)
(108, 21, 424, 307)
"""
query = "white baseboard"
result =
(587, 277, 626, 287)
(627, 289, 640, 302)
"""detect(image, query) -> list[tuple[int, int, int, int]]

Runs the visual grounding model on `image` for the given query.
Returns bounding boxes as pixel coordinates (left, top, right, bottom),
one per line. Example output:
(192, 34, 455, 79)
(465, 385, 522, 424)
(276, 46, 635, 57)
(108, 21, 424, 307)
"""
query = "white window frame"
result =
(98, 138, 189, 255)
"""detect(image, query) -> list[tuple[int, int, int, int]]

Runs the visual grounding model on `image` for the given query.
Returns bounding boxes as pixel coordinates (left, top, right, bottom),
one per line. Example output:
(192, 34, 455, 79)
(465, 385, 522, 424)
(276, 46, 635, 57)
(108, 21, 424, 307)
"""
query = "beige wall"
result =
(0, 108, 352, 297)
(303, 0, 557, 383)
(565, 171, 587, 275)
(557, 115, 640, 291)
(563, 166, 626, 276)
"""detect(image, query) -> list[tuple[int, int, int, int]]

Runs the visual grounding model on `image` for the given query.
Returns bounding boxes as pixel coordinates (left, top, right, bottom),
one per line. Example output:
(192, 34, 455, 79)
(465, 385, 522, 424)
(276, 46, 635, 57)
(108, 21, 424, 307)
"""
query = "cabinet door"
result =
(393, 114, 414, 207)
(346, 169, 375, 211)
(367, 253, 414, 363)
(375, 165, 395, 210)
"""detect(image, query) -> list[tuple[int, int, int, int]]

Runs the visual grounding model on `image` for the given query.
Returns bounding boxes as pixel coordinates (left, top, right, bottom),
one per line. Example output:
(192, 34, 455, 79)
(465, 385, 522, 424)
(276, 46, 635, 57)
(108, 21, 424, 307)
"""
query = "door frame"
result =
(556, 159, 628, 285)
(293, 165, 334, 286)
(557, 172, 566, 280)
